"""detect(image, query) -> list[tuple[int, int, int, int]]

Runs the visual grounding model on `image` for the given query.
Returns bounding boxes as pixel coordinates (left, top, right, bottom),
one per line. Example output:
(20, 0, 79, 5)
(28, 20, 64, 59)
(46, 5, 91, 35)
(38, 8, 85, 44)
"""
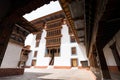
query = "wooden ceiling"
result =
(0, 0, 57, 33)
(96, 0, 120, 48)
(59, 0, 85, 44)
(59, 0, 120, 56)
(0, 0, 57, 19)
(0, 0, 119, 54)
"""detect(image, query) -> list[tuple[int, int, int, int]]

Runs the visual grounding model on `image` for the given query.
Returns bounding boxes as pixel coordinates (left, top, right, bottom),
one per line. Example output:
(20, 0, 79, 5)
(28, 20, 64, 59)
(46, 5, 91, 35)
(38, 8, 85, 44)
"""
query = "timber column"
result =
(0, 13, 20, 66)
(96, 42, 111, 80)
(89, 51, 99, 71)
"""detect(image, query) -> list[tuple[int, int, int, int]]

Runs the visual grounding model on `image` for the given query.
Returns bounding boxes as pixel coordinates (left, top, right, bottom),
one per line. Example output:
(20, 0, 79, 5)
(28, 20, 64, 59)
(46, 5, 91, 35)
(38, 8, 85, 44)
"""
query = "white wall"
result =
(25, 33, 36, 49)
(36, 29, 50, 66)
(103, 44, 117, 66)
(26, 24, 87, 67)
(26, 29, 51, 66)
(54, 24, 87, 66)
(54, 24, 71, 66)
(1, 42, 23, 68)
(26, 34, 36, 66)
(103, 30, 120, 66)
(26, 51, 33, 66)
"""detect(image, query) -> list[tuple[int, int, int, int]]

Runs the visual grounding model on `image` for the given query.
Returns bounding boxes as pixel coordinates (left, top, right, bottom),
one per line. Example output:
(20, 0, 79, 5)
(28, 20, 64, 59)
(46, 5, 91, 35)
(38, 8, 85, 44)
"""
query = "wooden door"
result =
(71, 59, 78, 67)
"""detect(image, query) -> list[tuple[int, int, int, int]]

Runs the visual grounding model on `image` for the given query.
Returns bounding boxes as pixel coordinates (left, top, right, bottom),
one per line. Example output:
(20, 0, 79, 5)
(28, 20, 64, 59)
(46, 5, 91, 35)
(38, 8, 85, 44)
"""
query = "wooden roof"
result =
(59, 0, 85, 44)
(16, 17, 38, 33)
(59, 0, 120, 57)
(31, 10, 65, 31)
(0, 0, 119, 54)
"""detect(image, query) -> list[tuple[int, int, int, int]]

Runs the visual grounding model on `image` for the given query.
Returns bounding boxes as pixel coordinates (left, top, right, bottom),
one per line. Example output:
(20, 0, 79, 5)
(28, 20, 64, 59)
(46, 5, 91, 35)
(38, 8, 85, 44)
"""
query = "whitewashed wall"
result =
(26, 24, 87, 67)
(54, 25, 71, 66)
(36, 29, 51, 66)
(1, 42, 22, 68)
(54, 24, 87, 66)
(103, 30, 120, 66)
(26, 34, 36, 66)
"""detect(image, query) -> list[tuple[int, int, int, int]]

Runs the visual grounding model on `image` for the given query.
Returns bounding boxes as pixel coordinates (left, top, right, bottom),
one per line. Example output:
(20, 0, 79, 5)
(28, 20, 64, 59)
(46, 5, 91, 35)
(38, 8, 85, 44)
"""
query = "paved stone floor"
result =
(0, 68, 96, 80)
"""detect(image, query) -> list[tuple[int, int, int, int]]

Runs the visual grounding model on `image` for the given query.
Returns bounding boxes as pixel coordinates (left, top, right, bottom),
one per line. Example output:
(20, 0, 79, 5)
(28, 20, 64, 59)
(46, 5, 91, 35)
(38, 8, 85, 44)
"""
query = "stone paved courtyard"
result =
(0, 68, 96, 80)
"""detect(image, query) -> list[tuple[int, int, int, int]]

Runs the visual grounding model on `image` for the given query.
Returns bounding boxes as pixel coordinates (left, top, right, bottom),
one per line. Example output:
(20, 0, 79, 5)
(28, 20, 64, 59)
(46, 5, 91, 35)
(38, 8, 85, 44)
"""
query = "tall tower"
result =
(26, 10, 87, 69)
(45, 18, 63, 65)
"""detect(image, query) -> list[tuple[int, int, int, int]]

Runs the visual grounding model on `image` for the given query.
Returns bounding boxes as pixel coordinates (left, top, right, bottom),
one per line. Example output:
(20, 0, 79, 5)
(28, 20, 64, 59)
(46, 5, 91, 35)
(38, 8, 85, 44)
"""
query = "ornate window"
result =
(47, 29, 61, 37)
(46, 37, 61, 45)
(45, 47, 60, 57)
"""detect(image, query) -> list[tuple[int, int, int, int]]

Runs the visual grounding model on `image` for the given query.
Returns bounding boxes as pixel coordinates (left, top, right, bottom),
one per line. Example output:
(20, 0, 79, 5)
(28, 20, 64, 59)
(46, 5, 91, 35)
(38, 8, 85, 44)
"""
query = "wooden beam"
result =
(78, 36, 84, 38)
(72, 15, 84, 21)
(76, 27, 84, 31)
(96, 42, 111, 79)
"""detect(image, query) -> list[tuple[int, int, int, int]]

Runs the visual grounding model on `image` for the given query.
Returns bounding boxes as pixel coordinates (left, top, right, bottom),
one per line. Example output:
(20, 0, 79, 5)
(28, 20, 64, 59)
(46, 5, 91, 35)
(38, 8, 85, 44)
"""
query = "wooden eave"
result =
(58, 0, 80, 44)
(30, 10, 65, 32)
(17, 17, 38, 33)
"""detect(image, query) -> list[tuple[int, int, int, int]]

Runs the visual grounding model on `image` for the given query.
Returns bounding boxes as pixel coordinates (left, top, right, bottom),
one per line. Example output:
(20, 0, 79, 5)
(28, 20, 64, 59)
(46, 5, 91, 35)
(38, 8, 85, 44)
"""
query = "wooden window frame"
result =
(36, 40, 40, 47)
(70, 36, 76, 43)
(71, 47, 77, 55)
(71, 58, 78, 67)
(34, 51, 38, 57)
(31, 60, 36, 66)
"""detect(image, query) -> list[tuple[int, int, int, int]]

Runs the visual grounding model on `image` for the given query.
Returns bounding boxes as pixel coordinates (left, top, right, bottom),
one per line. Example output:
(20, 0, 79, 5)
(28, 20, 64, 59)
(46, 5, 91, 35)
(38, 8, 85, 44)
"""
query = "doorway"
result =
(71, 58, 78, 67)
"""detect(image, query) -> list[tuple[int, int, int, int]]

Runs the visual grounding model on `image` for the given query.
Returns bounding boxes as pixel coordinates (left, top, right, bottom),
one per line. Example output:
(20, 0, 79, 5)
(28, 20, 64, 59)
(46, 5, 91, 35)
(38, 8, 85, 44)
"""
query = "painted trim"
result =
(34, 66, 48, 68)
(108, 66, 119, 72)
(54, 66, 71, 69)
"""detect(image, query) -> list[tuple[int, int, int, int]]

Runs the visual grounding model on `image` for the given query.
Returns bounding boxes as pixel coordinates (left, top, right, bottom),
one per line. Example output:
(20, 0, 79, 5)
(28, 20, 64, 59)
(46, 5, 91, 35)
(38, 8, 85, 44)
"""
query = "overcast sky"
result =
(23, 1, 62, 21)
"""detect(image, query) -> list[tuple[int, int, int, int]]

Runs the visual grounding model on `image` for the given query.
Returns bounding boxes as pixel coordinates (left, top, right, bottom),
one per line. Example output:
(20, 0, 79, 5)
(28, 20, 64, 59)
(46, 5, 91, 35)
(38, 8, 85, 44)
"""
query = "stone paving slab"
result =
(0, 68, 96, 80)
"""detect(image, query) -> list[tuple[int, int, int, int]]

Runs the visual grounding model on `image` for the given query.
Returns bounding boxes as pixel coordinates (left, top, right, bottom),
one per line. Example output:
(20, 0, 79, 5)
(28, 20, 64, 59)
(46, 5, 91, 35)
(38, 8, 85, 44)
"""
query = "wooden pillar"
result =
(96, 42, 111, 80)
(89, 46, 99, 71)
(93, 51, 99, 68)
(0, 13, 20, 66)
(91, 53, 98, 68)
(89, 54, 94, 67)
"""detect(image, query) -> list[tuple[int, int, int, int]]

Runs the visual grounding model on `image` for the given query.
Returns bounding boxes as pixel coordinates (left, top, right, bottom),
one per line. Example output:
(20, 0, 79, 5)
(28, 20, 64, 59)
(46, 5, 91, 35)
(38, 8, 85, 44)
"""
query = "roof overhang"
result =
(59, 0, 86, 44)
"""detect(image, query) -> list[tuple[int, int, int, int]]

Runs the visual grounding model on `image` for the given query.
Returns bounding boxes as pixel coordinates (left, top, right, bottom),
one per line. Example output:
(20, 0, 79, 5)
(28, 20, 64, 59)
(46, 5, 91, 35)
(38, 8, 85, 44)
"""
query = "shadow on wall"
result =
(0, 68, 24, 77)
